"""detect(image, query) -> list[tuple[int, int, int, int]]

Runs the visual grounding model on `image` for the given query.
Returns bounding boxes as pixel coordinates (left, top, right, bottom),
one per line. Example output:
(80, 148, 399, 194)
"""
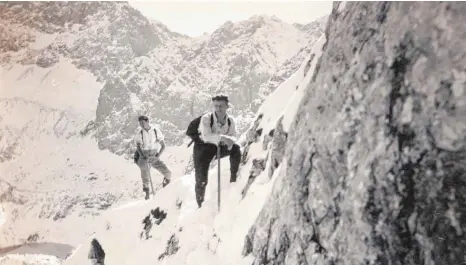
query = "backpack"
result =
(186, 112, 231, 147)
(134, 128, 158, 163)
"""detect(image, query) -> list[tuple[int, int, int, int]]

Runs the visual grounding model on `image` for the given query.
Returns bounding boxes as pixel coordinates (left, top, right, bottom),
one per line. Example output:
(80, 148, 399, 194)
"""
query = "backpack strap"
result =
(140, 127, 158, 147)
(226, 117, 231, 134)
(210, 113, 214, 129)
(211, 113, 232, 132)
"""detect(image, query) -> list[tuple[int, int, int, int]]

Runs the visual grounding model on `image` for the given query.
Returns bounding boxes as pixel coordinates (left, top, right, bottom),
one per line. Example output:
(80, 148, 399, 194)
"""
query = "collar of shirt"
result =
(212, 112, 230, 135)
(213, 112, 229, 126)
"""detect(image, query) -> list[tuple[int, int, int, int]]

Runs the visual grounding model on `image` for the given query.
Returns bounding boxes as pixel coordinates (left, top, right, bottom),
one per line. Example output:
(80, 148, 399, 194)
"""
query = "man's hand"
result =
(148, 153, 160, 164)
(220, 135, 235, 148)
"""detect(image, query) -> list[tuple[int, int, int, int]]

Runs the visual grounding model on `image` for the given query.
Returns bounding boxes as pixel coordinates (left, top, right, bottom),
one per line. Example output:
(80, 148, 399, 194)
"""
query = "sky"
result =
(129, 1, 334, 37)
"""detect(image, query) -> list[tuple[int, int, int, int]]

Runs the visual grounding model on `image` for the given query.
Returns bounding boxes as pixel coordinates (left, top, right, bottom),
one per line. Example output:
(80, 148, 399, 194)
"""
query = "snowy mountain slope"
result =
(0, 61, 190, 248)
(0, 59, 134, 246)
(248, 16, 327, 112)
(1, 2, 325, 158)
(63, 32, 327, 265)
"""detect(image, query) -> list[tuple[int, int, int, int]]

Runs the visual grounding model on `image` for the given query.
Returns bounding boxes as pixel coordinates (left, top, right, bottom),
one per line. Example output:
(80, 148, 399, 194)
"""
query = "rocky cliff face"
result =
(243, 2, 466, 265)
(1, 2, 325, 158)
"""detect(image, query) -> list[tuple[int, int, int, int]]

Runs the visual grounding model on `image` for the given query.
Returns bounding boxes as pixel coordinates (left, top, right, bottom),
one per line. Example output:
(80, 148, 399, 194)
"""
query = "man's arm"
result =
(158, 140, 166, 157)
(226, 116, 238, 141)
(155, 125, 166, 157)
(137, 143, 144, 155)
(218, 116, 238, 148)
(199, 114, 222, 145)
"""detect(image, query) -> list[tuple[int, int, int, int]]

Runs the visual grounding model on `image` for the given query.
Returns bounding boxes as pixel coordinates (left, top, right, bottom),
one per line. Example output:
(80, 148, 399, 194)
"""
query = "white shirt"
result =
(199, 112, 237, 145)
(134, 124, 165, 151)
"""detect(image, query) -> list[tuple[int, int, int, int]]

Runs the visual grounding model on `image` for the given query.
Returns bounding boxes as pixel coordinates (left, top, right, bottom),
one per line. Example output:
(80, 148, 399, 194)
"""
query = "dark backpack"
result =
(134, 128, 158, 163)
(186, 112, 231, 147)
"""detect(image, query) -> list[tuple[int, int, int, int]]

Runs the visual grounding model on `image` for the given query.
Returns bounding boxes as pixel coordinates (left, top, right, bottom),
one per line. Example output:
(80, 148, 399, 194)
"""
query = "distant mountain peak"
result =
(0, 2, 327, 158)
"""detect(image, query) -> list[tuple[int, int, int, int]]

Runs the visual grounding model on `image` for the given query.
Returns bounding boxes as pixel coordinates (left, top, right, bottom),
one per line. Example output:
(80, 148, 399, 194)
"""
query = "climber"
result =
(134, 115, 172, 200)
(190, 94, 241, 208)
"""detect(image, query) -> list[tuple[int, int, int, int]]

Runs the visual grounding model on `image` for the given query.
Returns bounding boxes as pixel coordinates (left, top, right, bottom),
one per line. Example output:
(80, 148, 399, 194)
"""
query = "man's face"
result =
(139, 119, 149, 129)
(213, 100, 228, 116)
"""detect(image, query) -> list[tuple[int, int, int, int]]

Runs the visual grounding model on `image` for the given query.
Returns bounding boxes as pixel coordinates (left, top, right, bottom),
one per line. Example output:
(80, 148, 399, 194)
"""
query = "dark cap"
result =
(138, 115, 149, 121)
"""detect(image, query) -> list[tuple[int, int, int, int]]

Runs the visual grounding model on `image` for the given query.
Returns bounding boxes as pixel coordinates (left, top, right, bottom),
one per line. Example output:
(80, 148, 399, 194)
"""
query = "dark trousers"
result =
(193, 142, 241, 207)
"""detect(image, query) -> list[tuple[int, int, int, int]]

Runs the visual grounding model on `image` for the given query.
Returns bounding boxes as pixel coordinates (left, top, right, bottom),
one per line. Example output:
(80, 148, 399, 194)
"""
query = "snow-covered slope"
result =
(251, 15, 327, 111)
(0, 2, 325, 158)
(0, 56, 132, 247)
(0, 60, 190, 248)
(63, 30, 327, 265)
(0, 254, 61, 265)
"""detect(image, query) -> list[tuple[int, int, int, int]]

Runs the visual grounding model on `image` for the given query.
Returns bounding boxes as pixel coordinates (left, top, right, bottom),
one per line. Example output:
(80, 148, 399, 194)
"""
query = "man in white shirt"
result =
(134, 115, 172, 200)
(193, 94, 241, 208)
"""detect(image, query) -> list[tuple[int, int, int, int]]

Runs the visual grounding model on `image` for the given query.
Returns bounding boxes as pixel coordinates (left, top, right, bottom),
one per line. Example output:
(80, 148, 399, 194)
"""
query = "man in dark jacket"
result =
(193, 94, 241, 208)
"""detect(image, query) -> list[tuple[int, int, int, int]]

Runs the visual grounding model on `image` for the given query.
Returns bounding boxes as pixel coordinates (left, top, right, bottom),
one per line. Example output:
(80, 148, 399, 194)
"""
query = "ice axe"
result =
(149, 172, 155, 196)
(217, 143, 221, 212)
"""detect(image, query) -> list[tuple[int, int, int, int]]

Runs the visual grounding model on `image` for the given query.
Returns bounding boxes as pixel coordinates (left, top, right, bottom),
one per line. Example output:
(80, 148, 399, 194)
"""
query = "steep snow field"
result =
(1, 61, 100, 117)
(0, 60, 191, 249)
(63, 36, 326, 265)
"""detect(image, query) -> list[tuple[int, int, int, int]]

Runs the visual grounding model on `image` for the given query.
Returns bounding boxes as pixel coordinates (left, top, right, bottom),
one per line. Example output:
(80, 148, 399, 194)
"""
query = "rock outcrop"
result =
(243, 2, 466, 265)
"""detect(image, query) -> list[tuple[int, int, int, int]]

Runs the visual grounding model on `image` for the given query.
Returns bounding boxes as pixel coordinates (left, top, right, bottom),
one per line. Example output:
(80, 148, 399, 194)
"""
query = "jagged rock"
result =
(267, 116, 288, 179)
(80, 121, 97, 136)
(140, 207, 167, 240)
(158, 234, 180, 260)
(243, 2, 466, 265)
(239, 113, 264, 167)
(240, 112, 288, 198)
(36, 47, 59, 68)
(26, 233, 40, 243)
(175, 198, 182, 210)
(241, 157, 267, 199)
(88, 238, 105, 265)
(0, 182, 27, 205)
(0, 141, 18, 163)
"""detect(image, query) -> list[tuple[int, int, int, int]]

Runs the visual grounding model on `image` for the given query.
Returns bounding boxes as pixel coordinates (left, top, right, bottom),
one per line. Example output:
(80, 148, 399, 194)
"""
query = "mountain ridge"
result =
(1, 1, 326, 158)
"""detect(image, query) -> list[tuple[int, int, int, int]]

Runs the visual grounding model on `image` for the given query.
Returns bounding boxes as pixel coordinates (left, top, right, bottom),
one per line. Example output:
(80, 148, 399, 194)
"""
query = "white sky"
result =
(129, 1, 334, 37)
